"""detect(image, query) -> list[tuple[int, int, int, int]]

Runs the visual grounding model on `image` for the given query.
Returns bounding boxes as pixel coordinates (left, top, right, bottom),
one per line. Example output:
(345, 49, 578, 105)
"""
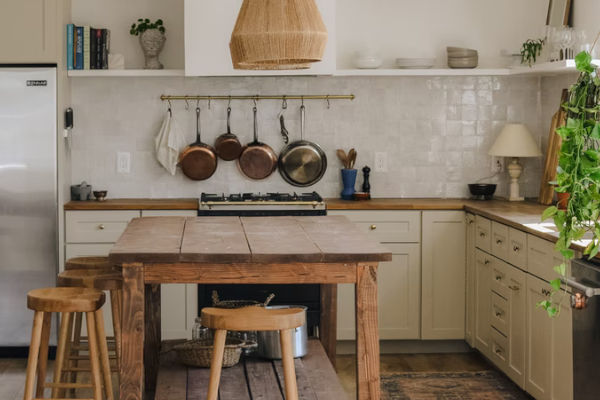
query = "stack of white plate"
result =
(395, 57, 435, 69)
(447, 47, 478, 69)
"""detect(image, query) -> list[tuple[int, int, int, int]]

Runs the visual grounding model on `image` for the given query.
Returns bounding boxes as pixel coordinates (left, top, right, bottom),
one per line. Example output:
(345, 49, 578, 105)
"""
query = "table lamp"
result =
(488, 123, 542, 201)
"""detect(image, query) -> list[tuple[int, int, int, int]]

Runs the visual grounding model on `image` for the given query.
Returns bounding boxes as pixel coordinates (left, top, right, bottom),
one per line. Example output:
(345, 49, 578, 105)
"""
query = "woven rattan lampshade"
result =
(230, 0, 328, 70)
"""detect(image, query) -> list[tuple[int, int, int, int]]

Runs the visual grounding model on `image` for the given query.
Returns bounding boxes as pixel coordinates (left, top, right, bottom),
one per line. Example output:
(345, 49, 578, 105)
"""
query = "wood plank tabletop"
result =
(109, 216, 392, 264)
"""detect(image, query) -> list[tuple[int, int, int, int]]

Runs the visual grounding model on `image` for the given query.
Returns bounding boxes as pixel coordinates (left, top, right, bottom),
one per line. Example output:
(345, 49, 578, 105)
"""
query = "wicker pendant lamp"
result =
(230, 0, 328, 70)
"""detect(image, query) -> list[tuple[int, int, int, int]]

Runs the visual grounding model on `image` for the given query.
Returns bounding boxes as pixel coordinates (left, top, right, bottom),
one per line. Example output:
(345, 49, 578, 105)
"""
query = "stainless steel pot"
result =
(256, 305, 308, 359)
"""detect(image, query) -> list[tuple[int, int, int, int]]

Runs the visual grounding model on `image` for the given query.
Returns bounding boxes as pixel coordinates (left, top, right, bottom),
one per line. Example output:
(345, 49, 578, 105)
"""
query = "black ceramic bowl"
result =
(468, 183, 496, 200)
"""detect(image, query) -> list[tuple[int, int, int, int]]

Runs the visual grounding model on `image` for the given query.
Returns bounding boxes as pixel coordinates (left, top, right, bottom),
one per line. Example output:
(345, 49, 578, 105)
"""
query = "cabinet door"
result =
(491, 222, 509, 260)
(337, 243, 421, 340)
(475, 215, 491, 252)
(141, 210, 198, 340)
(184, 0, 336, 76)
(474, 249, 492, 355)
(465, 213, 476, 347)
(421, 211, 466, 339)
(0, 0, 59, 63)
(526, 275, 573, 400)
(505, 264, 527, 388)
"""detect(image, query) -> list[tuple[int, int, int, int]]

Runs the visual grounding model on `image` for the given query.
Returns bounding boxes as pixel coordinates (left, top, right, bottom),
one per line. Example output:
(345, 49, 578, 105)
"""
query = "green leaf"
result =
(547, 306, 558, 318)
(550, 278, 562, 291)
(576, 51, 594, 72)
(560, 249, 574, 259)
(590, 243, 600, 259)
(553, 263, 567, 276)
(586, 149, 600, 161)
(542, 206, 558, 221)
(537, 300, 551, 309)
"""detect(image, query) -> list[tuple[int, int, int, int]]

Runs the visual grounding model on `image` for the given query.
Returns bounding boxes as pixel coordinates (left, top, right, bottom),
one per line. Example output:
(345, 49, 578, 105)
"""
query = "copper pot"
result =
(214, 106, 242, 161)
(179, 107, 217, 181)
(238, 106, 277, 180)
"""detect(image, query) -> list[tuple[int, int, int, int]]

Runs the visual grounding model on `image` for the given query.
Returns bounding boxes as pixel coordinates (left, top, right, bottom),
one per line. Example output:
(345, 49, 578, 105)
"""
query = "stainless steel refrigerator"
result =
(0, 66, 57, 346)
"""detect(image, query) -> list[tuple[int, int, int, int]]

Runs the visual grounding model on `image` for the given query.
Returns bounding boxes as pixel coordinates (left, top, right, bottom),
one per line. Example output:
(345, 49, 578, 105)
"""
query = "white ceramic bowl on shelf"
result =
(394, 57, 435, 69)
(353, 56, 382, 69)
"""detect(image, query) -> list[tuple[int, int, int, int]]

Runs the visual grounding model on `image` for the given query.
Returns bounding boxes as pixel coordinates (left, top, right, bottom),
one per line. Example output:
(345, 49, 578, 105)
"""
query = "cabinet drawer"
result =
(141, 210, 198, 217)
(507, 228, 527, 269)
(328, 210, 421, 242)
(491, 258, 510, 299)
(475, 216, 491, 252)
(527, 235, 571, 283)
(65, 243, 114, 260)
(491, 222, 509, 260)
(490, 327, 509, 367)
(66, 211, 140, 243)
(491, 292, 509, 336)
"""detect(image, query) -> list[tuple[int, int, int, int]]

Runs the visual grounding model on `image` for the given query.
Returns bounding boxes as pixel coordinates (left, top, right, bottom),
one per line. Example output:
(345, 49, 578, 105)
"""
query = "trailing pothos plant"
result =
(541, 51, 600, 317)
(521, 38, 545, 67)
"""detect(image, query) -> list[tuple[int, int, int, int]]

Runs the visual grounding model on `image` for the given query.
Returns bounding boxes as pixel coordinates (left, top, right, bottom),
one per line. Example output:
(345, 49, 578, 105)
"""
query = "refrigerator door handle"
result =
(561, 277, 600, 299)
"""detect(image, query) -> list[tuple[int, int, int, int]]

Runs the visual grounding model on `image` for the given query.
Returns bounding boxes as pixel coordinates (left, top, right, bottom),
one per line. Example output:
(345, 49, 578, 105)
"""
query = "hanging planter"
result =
(230, 0, 327, 70)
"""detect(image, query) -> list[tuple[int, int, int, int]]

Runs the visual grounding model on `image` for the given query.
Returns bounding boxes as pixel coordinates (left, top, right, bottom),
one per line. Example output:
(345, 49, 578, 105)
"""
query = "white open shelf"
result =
(66, 60, 599, 78)
(67, 69, 185, 77)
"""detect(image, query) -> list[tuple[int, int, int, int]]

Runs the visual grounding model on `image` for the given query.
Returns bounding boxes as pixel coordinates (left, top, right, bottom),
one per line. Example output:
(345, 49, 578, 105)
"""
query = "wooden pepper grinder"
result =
(362, 166, 371, 199)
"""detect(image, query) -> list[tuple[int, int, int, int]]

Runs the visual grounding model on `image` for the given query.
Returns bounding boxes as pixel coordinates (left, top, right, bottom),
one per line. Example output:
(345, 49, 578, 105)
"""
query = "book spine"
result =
(89, 28, 96, 70)
(101, 29, 108, 69)
(95, 29, 103, 70)
(66, 24, 74, 70)
(75, 26, 83, 70)
(83, 26, 90, 70)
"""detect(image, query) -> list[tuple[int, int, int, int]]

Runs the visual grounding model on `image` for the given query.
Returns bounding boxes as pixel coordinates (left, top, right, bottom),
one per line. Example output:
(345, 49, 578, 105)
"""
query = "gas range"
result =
(198, 191, 327, 216)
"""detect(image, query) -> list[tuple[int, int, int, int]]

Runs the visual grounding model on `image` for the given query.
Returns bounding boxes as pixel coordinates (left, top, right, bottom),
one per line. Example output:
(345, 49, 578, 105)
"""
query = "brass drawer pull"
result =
(98, 224, 105, 230)
(496, 239, 503, 245)
(480, 232, 486, 237)
(508, 285, 520, 291)
(495, 311, 503, 317)
(484, 259, 491, 265)
(495, 275, 502, 281)
(370, 224, 377, 230)
(542, 288, 552, 297)
(513, 245, 520, 252)
(495, 348, 503, 355)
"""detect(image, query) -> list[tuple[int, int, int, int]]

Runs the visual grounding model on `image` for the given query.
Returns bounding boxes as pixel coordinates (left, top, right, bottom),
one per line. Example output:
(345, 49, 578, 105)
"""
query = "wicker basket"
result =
(173, 338, 250, 368)
(211, 291, 275, 309)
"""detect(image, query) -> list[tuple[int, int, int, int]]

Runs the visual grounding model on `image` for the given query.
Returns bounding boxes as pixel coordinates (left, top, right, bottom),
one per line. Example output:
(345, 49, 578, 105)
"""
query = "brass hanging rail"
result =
(159, 94, 355, 101)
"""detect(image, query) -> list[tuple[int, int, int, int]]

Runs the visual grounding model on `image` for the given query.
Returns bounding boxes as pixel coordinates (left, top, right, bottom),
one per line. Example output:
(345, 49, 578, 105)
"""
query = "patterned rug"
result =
(381, 370, 531, 400)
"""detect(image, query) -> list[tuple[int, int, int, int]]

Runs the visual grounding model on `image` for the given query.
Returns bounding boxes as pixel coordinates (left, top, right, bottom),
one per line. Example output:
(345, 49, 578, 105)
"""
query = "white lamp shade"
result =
(488, 123, 542, 157)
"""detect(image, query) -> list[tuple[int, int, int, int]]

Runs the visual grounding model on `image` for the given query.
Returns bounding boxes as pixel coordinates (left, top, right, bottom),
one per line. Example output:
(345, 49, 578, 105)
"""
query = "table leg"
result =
(319, 284, 338, 368)
(355, 263, 380, 400)
(144, 284, 161, 396)
(120, 263, 145, 400)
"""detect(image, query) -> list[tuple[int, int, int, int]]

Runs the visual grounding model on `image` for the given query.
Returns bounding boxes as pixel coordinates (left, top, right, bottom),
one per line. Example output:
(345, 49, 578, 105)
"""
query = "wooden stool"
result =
(65, 256, 116, 271)
(201, 306, 306, 400)
(57, 269, 123, 389)
(24, 287, 113, 400)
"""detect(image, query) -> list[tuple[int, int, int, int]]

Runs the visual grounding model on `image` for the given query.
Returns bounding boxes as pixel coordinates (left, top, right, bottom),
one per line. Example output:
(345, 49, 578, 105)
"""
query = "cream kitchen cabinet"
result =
(0, 0, 63, 63)
(489, 258, 526, 388)
(330, 210, 421, 340)
(474, 249, 492, 355)
(184, 0, 336, 76)
(421, 211, 466, 339)
(65, 209, 197, 339)
(465, 213, 476, 346)
(525, 275, 573, 400)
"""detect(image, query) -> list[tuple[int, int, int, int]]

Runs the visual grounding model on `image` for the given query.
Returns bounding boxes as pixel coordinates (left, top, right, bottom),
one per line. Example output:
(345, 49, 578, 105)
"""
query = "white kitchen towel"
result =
(155, 109, 186, 175)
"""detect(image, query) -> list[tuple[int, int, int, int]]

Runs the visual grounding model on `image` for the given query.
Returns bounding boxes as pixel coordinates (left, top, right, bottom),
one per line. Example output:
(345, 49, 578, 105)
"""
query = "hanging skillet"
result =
(238, 106, 278, 180)
(278, 104, 327, 187)
(179, 107, 217, 180)
(214, 105, 243, 161)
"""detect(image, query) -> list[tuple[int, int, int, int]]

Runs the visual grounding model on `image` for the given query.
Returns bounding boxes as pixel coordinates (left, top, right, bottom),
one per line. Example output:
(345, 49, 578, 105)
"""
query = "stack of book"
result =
(67, 24, 111, 70)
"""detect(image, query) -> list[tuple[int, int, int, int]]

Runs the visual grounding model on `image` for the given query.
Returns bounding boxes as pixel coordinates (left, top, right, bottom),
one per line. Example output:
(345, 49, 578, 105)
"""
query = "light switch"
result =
(117, 152, 131, 174)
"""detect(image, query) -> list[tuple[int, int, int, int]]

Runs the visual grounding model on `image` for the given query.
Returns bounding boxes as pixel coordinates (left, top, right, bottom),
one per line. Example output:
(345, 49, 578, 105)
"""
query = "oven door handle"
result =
(561, 277, 600, 298)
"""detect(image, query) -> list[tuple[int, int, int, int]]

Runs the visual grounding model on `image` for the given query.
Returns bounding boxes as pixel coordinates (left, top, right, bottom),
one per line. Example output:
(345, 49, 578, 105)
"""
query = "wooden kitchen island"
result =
(109, 216, 392, 400)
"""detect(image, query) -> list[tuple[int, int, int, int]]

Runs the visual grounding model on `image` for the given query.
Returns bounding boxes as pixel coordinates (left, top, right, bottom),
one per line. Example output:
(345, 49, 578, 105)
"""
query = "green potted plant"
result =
(541, 50, 600, 316)
(520, 38, 544, 67)
(130, 18, 166, 69)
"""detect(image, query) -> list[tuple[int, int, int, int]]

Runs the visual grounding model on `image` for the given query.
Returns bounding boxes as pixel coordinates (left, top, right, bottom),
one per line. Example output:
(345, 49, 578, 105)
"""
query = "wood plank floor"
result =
(0, 349, 500, 400)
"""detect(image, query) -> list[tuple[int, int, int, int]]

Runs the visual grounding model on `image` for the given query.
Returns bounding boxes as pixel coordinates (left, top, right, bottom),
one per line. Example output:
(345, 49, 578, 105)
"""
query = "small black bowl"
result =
(468, 183, 496, 200)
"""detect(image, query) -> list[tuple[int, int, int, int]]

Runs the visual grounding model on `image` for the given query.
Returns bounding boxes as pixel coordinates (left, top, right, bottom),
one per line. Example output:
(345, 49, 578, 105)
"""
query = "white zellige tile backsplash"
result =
(70, 75, 546, 199)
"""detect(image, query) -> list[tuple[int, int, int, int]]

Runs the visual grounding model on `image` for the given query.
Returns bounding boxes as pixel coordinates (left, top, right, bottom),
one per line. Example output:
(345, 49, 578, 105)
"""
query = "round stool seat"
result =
(27, 287, 105, 313)
(65, 256, 113, 271)
(201, 306, 305, 332)
(58, 269, 122, 291)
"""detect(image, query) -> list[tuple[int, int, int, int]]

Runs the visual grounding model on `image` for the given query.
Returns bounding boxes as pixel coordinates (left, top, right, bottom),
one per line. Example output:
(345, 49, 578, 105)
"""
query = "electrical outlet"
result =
(374, 152, 388, 172)
(491, 156, 504, 173)
(117, 152, 131, 174)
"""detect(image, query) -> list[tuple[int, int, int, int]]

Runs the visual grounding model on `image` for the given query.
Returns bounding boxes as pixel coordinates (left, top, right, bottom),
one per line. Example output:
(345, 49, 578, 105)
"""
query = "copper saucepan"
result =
(179, 107, 217, 180)
(238, 106, 278, 180)
(214, 106, 242, 161)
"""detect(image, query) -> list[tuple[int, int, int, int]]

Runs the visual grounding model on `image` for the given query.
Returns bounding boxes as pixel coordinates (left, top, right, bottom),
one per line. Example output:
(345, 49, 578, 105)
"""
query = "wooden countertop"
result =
(326, 198, 466, 210)
(64, 198, 198, 210)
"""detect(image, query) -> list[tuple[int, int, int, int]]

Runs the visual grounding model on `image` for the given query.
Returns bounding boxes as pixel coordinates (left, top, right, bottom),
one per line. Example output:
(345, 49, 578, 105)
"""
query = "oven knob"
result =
(98, 224, 105, 230)
(370, 224, 377, 230)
